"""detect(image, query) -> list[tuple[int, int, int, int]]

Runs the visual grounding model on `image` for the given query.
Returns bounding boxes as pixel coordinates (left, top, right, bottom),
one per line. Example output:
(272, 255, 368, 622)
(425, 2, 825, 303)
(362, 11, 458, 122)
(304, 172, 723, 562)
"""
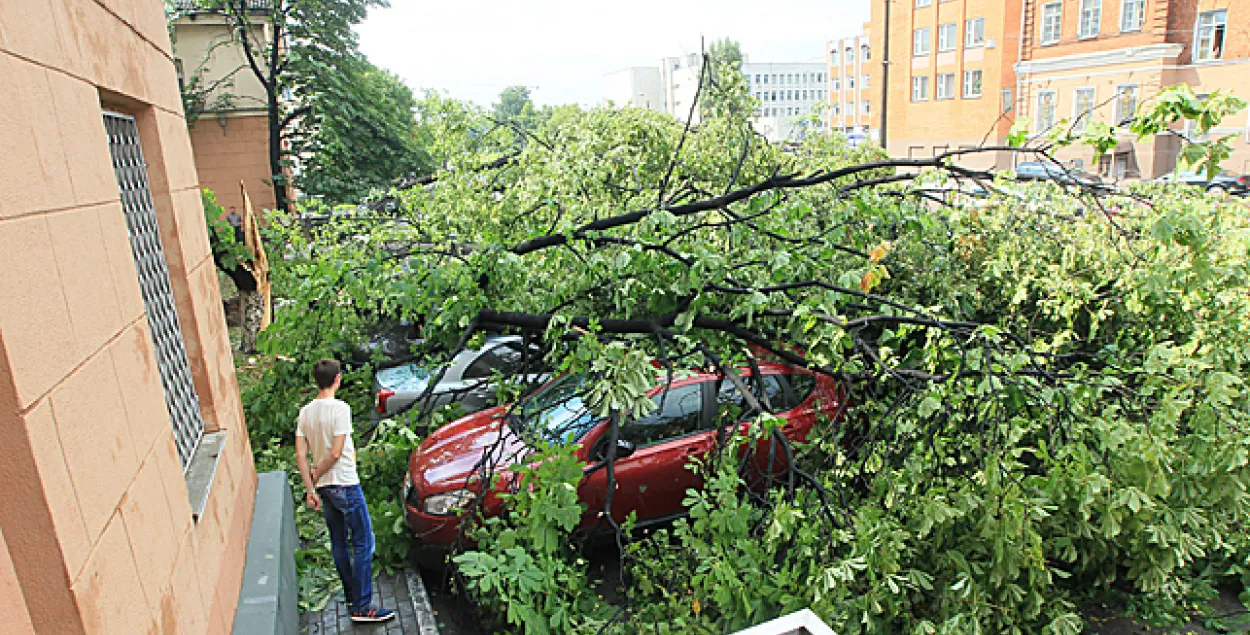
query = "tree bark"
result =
(239, 289, 264, 354)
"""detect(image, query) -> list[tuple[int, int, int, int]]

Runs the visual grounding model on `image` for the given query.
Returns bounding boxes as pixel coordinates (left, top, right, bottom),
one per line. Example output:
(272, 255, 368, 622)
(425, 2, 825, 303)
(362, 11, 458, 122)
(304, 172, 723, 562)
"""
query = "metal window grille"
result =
(103, 112, 206, 470)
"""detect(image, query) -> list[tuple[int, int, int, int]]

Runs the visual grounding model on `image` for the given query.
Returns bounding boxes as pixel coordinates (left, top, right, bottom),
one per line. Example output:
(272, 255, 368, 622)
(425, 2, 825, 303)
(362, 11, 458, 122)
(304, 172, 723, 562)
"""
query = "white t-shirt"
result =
(296, 398, 359, 488)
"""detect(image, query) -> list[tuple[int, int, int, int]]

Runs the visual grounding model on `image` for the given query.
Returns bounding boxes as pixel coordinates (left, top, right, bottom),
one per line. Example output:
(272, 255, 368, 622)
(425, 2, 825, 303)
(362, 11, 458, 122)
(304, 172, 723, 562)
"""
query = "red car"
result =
(402, 363, 844, 566)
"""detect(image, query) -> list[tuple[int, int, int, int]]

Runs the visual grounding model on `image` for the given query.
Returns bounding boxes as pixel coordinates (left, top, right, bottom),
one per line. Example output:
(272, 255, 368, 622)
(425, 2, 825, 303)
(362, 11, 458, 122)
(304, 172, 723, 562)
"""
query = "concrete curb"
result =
(404, 569, 440, 635)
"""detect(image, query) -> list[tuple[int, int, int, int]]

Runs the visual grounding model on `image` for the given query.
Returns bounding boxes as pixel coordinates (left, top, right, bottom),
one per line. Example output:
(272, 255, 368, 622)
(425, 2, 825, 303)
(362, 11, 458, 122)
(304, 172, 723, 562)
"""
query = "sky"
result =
(356, 0, 871, 108)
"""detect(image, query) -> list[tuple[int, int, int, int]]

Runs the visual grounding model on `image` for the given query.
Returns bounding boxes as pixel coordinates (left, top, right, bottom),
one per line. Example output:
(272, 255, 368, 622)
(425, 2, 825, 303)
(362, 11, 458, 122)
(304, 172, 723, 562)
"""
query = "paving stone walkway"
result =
(301, 569, 438, 634)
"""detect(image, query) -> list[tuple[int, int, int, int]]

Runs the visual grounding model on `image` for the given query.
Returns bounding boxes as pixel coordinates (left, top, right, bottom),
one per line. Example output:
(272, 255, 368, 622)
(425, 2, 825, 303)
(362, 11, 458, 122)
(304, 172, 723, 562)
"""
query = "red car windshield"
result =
(512, 373, 597, 443)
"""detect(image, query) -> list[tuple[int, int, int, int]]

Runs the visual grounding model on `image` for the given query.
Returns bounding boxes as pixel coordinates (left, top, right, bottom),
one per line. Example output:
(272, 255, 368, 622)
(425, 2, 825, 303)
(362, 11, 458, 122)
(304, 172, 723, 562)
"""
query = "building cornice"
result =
(1015, 43, 1184, 75)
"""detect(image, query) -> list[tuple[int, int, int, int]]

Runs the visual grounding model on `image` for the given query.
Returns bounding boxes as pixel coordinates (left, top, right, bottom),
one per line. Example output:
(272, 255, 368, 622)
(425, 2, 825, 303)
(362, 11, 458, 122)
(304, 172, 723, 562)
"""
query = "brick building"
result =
(872, 0, 1024, 170)
(0, 1, 258, 633)
(1015, 0, 1250, 178)
(865, 0, 1250, 177)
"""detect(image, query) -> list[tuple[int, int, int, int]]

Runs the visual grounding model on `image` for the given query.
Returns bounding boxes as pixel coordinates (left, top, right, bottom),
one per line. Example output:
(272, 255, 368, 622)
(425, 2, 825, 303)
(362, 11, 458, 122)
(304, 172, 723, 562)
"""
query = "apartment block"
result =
(1015, 0, 1250, 178)
(826, 26, 879, 144)
(745, 62, 829, 142)
(875, 0, 1024, 171)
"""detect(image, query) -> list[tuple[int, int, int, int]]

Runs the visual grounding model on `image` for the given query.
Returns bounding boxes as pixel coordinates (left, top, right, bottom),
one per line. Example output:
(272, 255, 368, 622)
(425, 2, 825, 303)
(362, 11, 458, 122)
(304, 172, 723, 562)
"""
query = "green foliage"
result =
(298, 58, 430, 203)
(700, 38, 750, 122)
(237, 85, 1250, 633)
(202, 188, 250, 270)
(454, 442, 616, 634)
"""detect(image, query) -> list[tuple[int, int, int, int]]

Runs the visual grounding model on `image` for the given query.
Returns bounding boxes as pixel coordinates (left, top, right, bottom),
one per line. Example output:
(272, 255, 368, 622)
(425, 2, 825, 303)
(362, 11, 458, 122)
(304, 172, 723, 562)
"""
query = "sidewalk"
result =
(301, 570, 437, 634)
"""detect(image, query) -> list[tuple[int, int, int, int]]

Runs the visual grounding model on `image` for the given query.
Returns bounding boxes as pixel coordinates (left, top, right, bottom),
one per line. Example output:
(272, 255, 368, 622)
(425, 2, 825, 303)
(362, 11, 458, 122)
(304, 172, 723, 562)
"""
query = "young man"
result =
(296, 359, 395, 623)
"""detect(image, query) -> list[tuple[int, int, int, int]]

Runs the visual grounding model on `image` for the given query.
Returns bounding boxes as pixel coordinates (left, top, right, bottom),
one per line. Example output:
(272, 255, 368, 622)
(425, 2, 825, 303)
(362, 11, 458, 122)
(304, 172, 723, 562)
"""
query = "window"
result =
(771, 91, 777, 101)
(846, 46, 854, 62)
(763, 75, 769, 84)
(754, 74, 760, 83)
(862, 44, 870, 60)
(914, 27, 931, 56)
(831, 49, 840, 65)
(1196, 10, 1228, 61)
(104, 112, 207, 470)
(832, 77, 840, 90)
(848, 77, 855, 89)
(862, 100, 871, 115)
(714, 375, 802, 422)
(1041, 2, 1063, 44)
(965, 17, 986, 47)
(1001, 87, 1014, 112)
(817, 73, 823, 82)
(1073, 87, 1096, 132)
(912, 75, 930, 101)
(862, 74, 870, 88)
(621, 383, 706, 446)
(936, 73, 956, 99)
(802, 90, 809, 100)
(1079, 0, 1102, 39)
(916, 0, 931, 6)
(963, 70, 983, 98)
(938, 23, 957, 51)
(1120, 0, 1145, 32)
(833, 101, 841, 115)
(1115, 85, 1139, 124)
(1037, 91, 1056, 131)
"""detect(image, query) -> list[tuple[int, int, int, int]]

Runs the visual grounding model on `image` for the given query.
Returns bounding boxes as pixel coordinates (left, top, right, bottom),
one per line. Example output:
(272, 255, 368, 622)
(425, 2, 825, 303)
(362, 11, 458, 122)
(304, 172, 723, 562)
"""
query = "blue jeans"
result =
(317, 484, 375, 612)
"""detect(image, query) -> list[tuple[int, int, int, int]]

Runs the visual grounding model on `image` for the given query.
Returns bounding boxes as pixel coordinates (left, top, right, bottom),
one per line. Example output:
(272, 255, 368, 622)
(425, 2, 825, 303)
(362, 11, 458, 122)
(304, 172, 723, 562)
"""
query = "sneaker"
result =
(350, 607, 396, 623)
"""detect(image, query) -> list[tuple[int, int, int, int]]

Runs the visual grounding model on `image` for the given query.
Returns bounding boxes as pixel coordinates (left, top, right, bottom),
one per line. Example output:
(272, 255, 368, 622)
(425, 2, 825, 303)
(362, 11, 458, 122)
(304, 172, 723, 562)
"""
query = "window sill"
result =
(1077, 34, 1099, 41)
(186, 430, 228, 521)
(963, 94, 983, 99)
(1040, 40, 1060, 47)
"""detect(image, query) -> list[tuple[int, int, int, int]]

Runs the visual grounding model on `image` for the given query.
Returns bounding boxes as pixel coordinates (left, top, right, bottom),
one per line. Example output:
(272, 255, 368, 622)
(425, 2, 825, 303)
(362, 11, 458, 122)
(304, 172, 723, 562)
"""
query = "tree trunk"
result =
(239, 289, 264, 354)
(268, 90, 289, 213)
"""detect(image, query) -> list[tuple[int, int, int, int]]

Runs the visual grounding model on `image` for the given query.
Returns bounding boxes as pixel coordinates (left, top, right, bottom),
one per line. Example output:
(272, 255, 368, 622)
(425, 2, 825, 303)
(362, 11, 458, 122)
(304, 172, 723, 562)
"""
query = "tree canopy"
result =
(297, 57, 428, 203)
(242, 84, 1250, 634)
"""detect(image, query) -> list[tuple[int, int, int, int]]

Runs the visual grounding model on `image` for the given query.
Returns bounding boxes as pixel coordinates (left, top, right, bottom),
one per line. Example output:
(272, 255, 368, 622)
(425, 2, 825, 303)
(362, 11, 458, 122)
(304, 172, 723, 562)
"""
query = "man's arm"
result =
(295, 436, 321, 511)
(310, 434, 348, 483)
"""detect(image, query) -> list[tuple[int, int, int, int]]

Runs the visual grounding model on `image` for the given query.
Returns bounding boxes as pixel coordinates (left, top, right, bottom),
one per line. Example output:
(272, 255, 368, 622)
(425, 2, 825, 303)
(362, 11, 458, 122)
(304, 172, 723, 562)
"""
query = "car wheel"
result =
(1208, 185, 1227, 196)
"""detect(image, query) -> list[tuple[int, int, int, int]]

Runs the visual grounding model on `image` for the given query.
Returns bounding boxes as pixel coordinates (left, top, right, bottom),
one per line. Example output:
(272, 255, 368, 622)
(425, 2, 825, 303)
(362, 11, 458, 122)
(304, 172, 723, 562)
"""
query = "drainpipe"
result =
(880, 0, 891, 149)
(1013, 0, 1029, 169)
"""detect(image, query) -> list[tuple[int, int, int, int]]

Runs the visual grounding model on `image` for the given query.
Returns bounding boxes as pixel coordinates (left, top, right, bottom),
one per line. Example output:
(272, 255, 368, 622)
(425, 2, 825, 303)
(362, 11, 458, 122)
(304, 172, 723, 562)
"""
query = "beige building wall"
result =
(172, 11, 278, 213)
(0, 1, 256, 634)
(878, 0, 1023, 171)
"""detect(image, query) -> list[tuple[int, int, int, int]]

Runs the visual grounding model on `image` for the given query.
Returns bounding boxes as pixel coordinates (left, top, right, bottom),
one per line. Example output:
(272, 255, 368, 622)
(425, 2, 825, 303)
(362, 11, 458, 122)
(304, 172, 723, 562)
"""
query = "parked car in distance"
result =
(374, 335, 547, 418)
(1152, 169, 1249, 195)
(1013, 161, 1103, 186)
(401, 364, 845, 567)
(330, 319, 424, 372)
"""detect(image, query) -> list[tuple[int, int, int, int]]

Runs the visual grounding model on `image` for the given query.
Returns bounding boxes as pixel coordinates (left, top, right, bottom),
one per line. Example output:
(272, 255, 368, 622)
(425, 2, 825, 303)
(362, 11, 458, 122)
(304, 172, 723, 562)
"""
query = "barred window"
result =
(103, 112, 206, 469)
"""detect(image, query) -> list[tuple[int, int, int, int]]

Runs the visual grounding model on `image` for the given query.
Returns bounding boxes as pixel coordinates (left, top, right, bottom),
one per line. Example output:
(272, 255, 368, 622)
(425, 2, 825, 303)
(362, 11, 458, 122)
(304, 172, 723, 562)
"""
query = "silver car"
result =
(373, 335, 548, 418)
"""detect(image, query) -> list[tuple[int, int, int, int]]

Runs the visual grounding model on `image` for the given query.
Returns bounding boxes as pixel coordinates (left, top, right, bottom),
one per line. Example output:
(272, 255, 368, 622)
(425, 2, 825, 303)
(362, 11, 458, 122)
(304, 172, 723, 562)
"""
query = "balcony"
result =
(173, 0, 273, 14)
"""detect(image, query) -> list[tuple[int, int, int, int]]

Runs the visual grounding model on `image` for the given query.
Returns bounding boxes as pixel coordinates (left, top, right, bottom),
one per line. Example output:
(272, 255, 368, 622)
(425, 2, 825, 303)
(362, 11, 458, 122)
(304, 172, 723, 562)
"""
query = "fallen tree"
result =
(248, 80, 1250, 633)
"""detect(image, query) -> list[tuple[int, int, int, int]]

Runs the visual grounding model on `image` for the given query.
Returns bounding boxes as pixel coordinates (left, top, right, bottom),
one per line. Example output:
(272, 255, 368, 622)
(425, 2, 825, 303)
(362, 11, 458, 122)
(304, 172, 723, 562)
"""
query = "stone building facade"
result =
(0, 1, 256, 633)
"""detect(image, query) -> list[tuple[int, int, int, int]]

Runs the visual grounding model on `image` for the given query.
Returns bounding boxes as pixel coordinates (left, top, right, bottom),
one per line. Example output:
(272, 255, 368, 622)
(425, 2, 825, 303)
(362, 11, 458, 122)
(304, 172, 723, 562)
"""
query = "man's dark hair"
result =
(313, 359, 341, 390)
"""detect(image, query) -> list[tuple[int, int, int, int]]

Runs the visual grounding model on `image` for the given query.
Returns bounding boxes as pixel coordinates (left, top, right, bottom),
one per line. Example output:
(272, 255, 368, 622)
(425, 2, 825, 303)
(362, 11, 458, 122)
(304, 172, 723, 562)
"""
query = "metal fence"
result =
(104, 112, 207, 470)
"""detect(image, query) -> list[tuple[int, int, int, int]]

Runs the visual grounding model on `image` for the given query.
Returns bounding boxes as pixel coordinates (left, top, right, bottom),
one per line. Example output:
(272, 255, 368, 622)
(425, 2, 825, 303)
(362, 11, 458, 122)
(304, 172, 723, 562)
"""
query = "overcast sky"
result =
(357, 0, 871, 108)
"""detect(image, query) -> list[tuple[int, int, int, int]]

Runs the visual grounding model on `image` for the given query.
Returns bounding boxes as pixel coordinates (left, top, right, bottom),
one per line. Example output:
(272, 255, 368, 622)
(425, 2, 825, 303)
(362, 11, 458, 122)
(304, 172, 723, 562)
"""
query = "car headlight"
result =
(423, 489, 474, 516)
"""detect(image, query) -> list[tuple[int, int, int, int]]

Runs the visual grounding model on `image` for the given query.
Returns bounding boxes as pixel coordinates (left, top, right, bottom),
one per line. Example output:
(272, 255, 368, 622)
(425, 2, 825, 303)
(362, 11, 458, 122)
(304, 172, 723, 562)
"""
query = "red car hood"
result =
(409, 405, 530, 494)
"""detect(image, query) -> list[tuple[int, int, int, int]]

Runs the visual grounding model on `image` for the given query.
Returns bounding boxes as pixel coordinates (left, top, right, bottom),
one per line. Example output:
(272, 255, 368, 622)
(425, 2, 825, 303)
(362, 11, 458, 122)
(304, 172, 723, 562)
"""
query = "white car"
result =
(373, 335, 548, 418)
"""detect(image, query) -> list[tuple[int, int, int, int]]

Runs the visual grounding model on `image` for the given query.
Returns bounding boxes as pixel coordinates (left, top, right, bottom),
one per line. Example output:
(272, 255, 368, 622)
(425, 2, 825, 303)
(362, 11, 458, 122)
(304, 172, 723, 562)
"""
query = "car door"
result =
(578, 380, 712, 529)
(711, 373, 808, 489)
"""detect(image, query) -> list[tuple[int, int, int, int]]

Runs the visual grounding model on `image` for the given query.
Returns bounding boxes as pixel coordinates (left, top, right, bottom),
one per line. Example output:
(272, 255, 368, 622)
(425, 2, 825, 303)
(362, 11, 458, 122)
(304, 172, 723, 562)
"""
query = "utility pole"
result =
(880, 0, 891, 149)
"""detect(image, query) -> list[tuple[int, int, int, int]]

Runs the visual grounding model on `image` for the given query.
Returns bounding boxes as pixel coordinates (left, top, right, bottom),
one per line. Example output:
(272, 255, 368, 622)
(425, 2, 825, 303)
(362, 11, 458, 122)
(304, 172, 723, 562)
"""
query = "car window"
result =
(463, 349, 504, 380)
(494, 342, 549, 373)
(619, 383, 705, 447)
(787, 373, 816, 404)
(714, 374, 791, 422)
